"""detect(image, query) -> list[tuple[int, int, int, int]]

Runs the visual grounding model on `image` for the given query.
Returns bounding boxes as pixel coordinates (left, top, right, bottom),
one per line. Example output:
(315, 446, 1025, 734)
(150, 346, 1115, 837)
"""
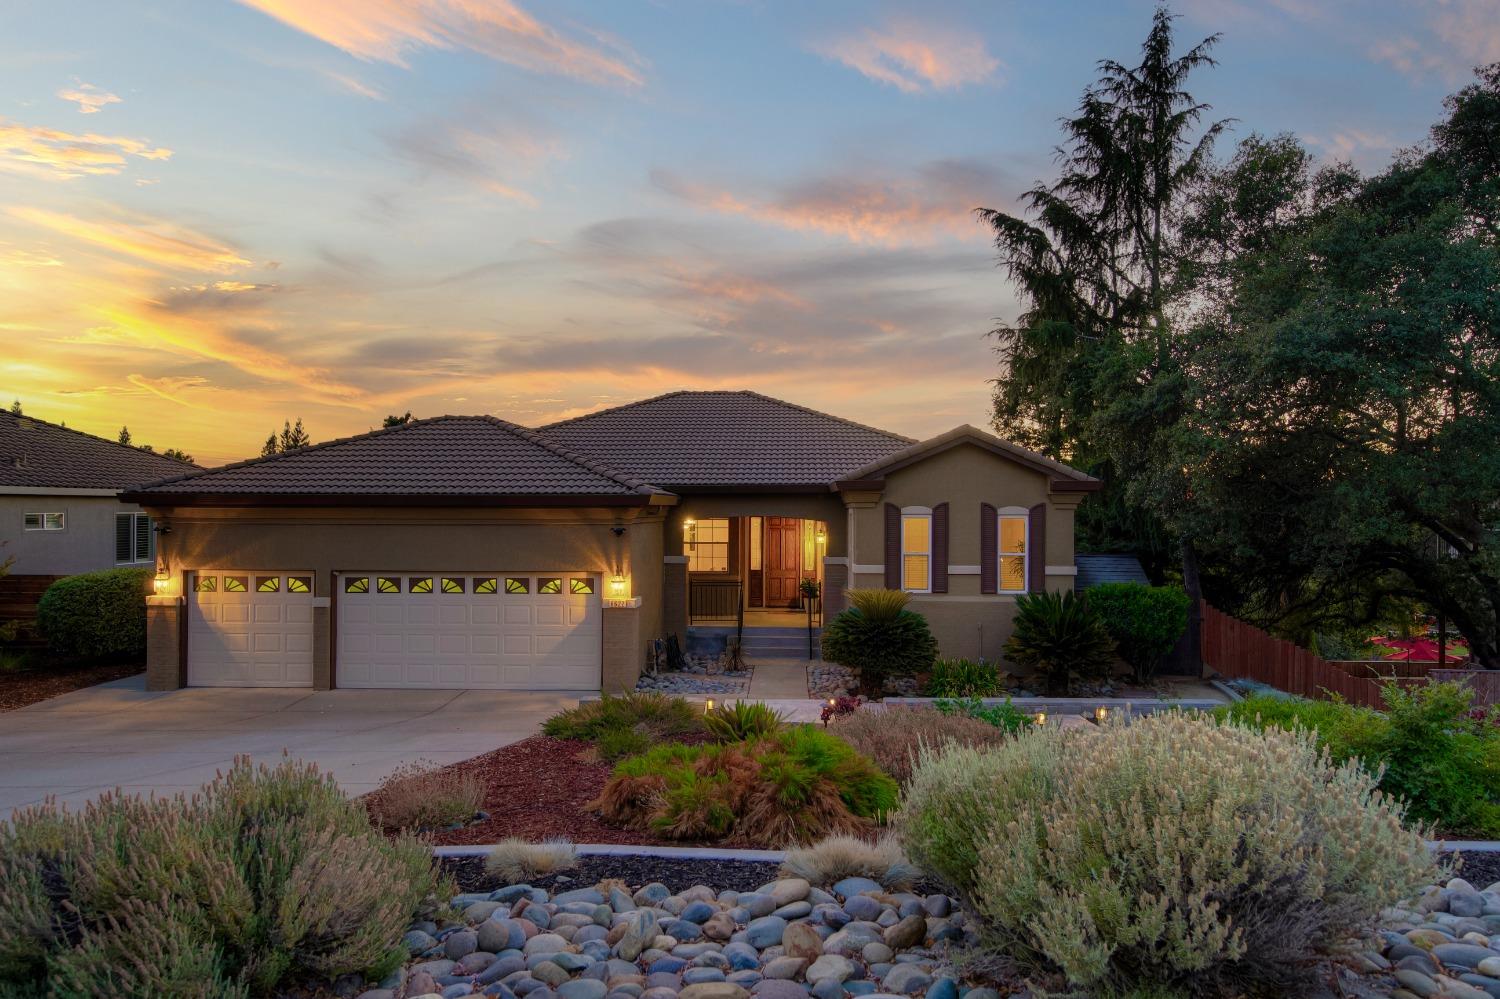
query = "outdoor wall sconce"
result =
(153, 557, 170, 593)
(815, 527, 827, 545)
(683, 519, 696, 546)
(609, 575, 629, 599)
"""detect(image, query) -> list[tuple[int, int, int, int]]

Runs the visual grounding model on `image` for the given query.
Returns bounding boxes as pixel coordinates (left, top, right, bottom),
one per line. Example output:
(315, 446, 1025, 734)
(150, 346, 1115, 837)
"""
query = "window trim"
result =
(686, 516, 730, 574)
(996, 506, 1029, 595)
(900, 509, 932, 594)
(24, 511, 65, 532)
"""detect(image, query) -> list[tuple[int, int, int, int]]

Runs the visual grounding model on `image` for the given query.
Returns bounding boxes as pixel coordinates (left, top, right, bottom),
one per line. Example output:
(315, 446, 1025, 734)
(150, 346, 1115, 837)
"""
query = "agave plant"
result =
(702, 700, 787, 742)
(1003, 591, 1116, 695)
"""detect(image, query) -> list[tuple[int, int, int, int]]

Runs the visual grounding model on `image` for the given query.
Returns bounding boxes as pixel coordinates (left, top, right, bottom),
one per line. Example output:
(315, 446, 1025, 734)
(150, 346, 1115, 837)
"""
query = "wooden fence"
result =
(1201, 603, 1394, 708)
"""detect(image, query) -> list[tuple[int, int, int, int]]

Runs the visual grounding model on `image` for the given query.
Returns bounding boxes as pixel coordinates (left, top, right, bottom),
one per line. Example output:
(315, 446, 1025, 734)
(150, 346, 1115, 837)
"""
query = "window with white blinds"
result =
(115, 512, 153, 564)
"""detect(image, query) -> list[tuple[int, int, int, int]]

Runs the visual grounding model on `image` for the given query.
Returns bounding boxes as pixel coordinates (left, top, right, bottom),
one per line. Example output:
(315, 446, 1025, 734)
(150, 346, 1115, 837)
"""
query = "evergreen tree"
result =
(117, 426, 132, 447)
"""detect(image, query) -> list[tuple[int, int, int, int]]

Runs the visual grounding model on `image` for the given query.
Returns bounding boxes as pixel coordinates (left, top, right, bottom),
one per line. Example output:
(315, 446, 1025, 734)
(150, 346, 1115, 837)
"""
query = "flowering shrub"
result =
(829, 705, 1016, 786)
(820, 695, 860, 725)
(899, 713, 1434, 995)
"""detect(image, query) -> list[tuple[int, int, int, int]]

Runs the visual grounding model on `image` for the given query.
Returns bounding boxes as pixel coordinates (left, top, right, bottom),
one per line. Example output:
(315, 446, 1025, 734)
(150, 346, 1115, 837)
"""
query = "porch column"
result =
(602, 597, 644, 693)
(145, 594, 185, 691)
(823, 558, 849, 618)
(663, 555, 688, 639)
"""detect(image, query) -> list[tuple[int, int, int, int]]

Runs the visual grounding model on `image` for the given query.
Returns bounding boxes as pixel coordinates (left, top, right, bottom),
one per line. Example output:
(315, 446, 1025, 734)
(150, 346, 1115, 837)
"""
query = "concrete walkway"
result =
(747, 657, 810, 699)
(0, 676, 576, 816)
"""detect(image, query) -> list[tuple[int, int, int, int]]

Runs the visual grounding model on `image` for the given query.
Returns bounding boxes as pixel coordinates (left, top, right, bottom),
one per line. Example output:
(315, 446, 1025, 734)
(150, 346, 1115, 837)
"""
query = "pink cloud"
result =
(813, 20, 999, 93)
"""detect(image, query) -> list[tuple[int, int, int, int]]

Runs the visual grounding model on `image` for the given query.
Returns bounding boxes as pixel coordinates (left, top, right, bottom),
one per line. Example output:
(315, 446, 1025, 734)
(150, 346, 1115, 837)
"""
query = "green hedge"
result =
(1086, 582, 1191, 682)
(36, 567, 151, 659)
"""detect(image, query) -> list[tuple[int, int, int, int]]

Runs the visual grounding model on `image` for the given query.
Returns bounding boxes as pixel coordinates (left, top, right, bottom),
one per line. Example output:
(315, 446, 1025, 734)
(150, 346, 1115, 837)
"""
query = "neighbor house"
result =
(1, 409, 197, 580)
(123, 391, 1098, 692)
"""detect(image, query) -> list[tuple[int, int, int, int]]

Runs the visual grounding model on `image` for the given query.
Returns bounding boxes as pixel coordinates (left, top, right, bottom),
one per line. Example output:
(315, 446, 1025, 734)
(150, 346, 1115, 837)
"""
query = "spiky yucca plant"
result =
(1003, 590, 1115, 695)
(821, 589, 938, 697)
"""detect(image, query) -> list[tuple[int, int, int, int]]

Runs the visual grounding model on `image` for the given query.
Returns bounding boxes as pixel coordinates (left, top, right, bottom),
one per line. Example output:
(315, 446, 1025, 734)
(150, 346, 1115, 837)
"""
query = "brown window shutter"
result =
(979, 502, 997, 594)
(884, 503, 901, 590)
(931, 502, 949, 593)
(1028, 502, 1047, 592)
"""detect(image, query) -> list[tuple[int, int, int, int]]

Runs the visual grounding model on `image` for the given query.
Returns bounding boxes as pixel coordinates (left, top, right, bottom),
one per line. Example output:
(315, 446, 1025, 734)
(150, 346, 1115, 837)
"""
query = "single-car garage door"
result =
(187, 571, 315, 686)
(336, 572, 601, 689)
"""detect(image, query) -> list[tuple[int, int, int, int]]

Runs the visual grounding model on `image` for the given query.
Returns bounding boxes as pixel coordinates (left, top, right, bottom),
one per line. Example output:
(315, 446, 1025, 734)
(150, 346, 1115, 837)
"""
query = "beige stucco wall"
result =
(0, 493, 152, 576)
(141, 503, 666, 689)
(843, 441, 1084, 661)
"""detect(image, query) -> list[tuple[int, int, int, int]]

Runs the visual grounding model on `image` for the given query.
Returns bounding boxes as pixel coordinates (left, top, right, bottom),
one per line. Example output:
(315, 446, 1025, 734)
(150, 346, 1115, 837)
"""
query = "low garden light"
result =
(704, 698, 715, 713)
(1094, 705, 1109, 724)
(608, 575, 629, 599)
(1034, 711, 1047, 727)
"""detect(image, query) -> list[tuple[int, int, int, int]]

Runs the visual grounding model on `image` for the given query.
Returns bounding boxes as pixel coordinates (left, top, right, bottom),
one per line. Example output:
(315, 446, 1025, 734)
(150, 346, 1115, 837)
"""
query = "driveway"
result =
(0, 675, 580, 816)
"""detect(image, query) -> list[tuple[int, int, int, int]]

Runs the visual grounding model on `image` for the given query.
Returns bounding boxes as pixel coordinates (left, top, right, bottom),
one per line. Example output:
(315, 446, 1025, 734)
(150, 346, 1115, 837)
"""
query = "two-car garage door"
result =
(337, 572, 601, 689)
(187, 570, 602, 689)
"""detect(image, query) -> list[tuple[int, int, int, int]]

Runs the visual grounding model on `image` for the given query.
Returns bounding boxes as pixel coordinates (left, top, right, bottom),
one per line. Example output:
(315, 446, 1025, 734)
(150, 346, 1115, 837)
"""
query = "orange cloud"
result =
(126, 373, 208, 406)
(653, 165, 997, 247)
(0, 119, 171, 180)
(814, 21, 999, 93)
(57, 82, 122, 114)
(239, 0, 646, 87)
(8, 206, 250, 273)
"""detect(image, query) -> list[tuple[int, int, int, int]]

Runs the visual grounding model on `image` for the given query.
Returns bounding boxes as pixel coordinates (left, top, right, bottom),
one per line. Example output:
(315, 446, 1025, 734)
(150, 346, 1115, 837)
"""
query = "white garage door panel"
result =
(188, 571, 315, 687)
(336, 573, 601, 690)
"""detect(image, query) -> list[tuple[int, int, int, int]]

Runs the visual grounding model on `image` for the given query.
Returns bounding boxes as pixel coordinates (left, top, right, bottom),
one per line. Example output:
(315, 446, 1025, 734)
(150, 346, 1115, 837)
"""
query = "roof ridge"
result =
(538, 389, 915, 444)
(0, 409, 199, 469)
(476, 417, 664, 495)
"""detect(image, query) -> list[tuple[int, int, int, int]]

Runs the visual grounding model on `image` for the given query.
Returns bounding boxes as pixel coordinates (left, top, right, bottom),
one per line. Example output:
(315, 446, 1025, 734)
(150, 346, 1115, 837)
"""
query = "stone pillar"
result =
(312, 597, 332, 690)
(145, 594, 185, 691)
(662, 556, 689, 640)
(823, 558, 849, 618)
(602, 598, 643, 693)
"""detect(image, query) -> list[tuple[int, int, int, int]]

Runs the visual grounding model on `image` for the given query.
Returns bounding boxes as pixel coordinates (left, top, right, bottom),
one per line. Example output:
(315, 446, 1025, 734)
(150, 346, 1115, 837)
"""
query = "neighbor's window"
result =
(901, 513, 931, 592)
(115, 512, 152, 564)
(687, 517, 729, 573)
(24, 512, 64, 531)
(999, 512, 1028, 593)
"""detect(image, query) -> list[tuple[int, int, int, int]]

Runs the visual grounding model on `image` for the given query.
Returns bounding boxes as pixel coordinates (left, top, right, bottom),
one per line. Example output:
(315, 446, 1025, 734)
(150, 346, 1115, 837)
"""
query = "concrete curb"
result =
(883, 696, 1224, 715)
(434, 843, 788, 862)
(1431, 840, 1500, 853)
(1207, 679, 1242, 702)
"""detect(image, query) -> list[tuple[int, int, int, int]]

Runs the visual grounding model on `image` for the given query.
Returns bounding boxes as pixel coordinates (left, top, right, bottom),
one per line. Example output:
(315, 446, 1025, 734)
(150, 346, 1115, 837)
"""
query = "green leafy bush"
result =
(35, 567, 151, 659)
(0, 757, 446, 997)
(1003, 590, 1115, 695)
(899, 714, 1435, 996)
(828, 705, 1016, 785)
(1085, 582, 1191, 682)
(1217, 682, 1500, 836)
(924, 658, 1002, 697)
(543, 692, 702, 761)
(820, 589, 939, 696)
(935, 696, 1035, 735)
(592, 726, 897, 846)
(703, 700, 786, 742)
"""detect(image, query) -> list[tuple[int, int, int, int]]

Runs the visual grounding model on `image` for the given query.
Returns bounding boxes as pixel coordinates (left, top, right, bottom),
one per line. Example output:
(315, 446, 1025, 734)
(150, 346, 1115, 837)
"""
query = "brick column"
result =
(662, 556, 688, 639)
(312, 598, 332, 690)
(602, 598, 643, 693)
(823, 558, 849, 618)
(145, 594, 185, 691)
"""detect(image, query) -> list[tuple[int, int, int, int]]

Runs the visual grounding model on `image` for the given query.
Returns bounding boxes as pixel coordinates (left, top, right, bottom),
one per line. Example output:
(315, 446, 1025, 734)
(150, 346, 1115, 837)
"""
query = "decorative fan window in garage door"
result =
(475, 577, 498, 594)
(345, 577, 369, 593)
(442, 577, 465, 594)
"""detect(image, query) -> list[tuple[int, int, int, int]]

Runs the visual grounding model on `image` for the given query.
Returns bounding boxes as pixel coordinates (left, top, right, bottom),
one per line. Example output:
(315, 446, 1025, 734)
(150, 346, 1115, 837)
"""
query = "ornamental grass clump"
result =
(827, 704, 1016, 786)
(367, 758, 484, 832)
(899, 713, 1436, 997)
(591, 726, 897, 847)
(542, 691, 703, 762)
(0, 757, 446, 998)
(779, 834, 918, 890)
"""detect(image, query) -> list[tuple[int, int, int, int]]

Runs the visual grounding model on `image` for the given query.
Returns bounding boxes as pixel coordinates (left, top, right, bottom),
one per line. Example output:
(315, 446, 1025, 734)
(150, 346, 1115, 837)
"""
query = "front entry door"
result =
(764, 517, 801, 607)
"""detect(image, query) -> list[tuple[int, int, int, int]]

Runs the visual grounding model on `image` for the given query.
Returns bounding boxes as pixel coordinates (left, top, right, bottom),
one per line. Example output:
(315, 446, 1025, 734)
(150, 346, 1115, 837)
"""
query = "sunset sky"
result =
(0, 1, 1484, 466)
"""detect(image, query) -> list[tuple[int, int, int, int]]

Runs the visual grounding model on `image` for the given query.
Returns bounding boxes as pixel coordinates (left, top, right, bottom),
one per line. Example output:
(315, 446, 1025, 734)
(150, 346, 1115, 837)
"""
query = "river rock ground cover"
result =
(358, 871, 993, 999)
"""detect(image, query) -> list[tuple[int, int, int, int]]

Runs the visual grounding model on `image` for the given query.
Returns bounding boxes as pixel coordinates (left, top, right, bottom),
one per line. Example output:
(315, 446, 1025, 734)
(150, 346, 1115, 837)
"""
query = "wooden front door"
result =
(764, 517, 801, 607)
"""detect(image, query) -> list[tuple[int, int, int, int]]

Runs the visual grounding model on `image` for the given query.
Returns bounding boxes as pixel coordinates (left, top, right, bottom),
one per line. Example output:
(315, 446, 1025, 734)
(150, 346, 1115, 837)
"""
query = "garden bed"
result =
(440, 851, 781, 894)
(0, 658, 142, 711)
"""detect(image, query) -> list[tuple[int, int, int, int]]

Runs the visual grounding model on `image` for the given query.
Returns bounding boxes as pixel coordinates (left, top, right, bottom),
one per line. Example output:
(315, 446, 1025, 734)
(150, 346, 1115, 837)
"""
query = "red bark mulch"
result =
(409, 735, 688, 847)
(0, 659, 143, 712)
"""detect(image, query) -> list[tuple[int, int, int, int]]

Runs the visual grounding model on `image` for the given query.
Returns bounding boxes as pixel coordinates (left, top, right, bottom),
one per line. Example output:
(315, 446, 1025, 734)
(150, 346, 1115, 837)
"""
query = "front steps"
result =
(687, 625, 820, 661)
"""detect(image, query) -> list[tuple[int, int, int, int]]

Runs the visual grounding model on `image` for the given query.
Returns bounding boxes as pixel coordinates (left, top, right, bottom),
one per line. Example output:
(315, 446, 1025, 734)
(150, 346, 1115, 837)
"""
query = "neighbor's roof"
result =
(122, 416, 667, 505)
(538, 390, 914, 490)
(0, 410, 198, 491)
(1075, 554, 1152, 592)
(838, 424, 1100, 491)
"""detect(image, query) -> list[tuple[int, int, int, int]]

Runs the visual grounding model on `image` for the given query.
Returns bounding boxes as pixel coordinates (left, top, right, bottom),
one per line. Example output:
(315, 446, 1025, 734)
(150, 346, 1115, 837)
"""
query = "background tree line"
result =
(984, 8, 1500, 665)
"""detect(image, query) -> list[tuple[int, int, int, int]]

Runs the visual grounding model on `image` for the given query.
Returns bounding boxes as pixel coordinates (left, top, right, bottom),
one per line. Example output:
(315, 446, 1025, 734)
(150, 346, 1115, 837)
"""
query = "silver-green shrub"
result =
(899, 713, 1435, 995)
(0, 757, 446, 997)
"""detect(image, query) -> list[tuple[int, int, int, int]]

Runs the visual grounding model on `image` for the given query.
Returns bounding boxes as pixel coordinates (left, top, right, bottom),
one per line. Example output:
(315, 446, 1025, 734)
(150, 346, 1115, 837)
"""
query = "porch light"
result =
(683, 519, 696, 546)
(816, 527, 827, 545)
(153, 557, 170, 593)
(608, 575, 629, 599)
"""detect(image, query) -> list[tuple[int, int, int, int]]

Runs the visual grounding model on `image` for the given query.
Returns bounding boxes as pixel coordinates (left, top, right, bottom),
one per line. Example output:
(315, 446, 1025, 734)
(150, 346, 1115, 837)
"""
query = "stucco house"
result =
(123, 391, 1098, 693)
(1, 409, 197, 580)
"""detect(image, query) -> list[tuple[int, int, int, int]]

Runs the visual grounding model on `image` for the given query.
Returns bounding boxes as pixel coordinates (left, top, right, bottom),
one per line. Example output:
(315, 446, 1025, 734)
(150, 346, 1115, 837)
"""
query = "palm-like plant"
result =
(821, 590, 938, 697)
(1003, 591, 1117, 695)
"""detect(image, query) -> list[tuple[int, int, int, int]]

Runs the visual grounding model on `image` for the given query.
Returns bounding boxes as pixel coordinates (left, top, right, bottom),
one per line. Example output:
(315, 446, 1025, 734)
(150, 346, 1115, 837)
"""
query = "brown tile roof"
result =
(537, 391, 914, 489)
(123, 416, 665, 502)
(0, 411, 199, 491)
